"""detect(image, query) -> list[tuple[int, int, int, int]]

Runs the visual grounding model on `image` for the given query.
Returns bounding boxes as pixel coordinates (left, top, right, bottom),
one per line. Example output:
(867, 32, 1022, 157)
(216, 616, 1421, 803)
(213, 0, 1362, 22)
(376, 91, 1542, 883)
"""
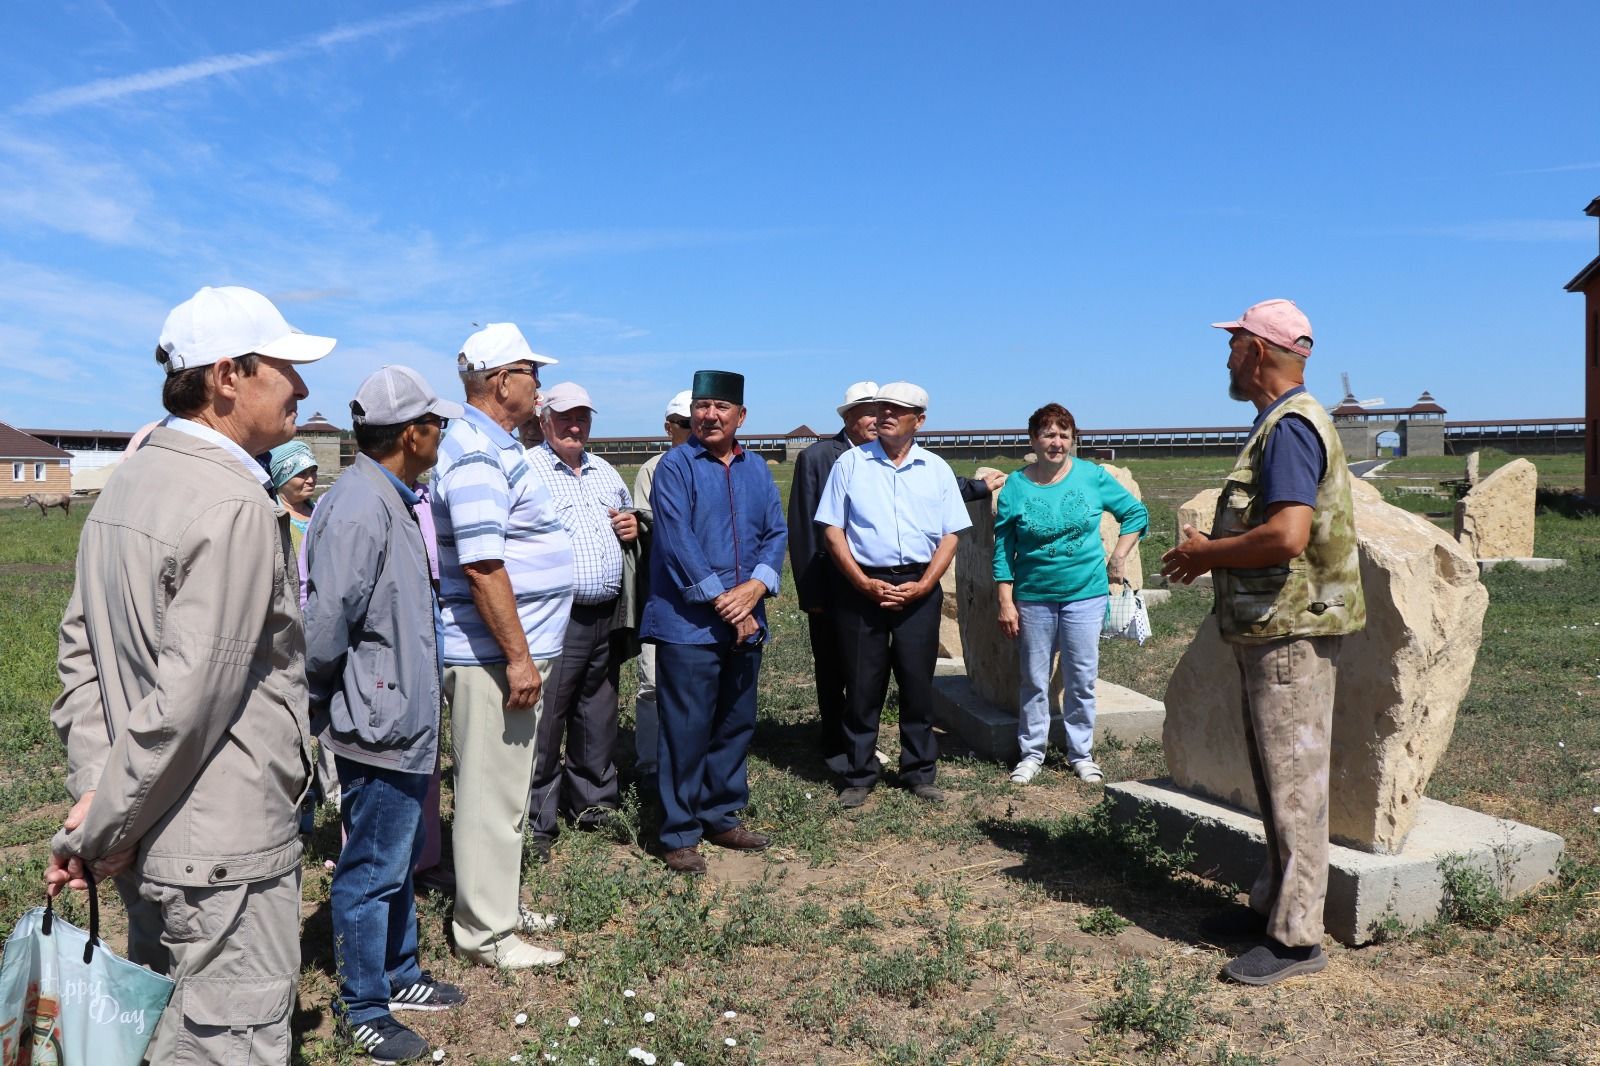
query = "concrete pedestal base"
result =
(1477, 557, 1566, 573)
(931, 675, 1164, 761)
(1105, 779, 1565, 946)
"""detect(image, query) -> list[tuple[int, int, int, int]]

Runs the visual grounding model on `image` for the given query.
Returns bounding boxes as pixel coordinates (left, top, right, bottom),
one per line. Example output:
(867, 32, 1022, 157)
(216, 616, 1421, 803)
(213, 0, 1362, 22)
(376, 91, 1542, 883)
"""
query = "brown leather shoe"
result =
(706, 825, 770, 852)
(662, 846, 706, 875)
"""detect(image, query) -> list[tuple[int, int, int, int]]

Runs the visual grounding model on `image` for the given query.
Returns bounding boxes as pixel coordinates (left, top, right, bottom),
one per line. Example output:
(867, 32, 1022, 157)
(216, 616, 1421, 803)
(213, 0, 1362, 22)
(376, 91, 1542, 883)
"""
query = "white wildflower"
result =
(643, 1011, 655, 1022)
(726, 1037, 738, 1046)
(724, 1010, 737, 1019)
(623, 989, 636, 998)
(515, 1013, 528, 1026)
(567, 1016, 581, 1028)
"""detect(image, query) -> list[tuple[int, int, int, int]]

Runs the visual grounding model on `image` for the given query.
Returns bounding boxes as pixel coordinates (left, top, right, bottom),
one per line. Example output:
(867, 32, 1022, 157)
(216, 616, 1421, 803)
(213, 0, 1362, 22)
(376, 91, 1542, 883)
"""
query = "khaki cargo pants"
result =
(1233, 634, 1340, 949)
(116, 868, 301, 1065)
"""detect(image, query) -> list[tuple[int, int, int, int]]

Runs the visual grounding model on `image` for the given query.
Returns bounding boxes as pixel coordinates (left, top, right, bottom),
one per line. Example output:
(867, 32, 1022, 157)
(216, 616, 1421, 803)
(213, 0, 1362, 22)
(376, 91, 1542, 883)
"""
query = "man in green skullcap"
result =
(639, 370, 787, 874)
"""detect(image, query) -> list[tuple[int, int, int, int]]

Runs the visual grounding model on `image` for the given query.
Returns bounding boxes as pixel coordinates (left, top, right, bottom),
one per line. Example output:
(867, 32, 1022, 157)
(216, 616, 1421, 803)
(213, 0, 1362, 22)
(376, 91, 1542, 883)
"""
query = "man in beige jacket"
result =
(46, 286, 335, 1064)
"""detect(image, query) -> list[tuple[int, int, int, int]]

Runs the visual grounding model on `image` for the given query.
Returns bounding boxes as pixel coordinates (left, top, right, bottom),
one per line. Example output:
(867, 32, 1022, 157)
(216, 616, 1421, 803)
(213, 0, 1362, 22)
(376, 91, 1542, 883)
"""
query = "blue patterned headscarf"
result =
(267, 440, 317, 489)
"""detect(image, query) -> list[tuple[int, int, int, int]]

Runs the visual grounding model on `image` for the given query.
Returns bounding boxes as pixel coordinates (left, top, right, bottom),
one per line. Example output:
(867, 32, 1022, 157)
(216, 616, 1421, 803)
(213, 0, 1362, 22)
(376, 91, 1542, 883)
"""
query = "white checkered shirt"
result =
(527, 443, 632, 605)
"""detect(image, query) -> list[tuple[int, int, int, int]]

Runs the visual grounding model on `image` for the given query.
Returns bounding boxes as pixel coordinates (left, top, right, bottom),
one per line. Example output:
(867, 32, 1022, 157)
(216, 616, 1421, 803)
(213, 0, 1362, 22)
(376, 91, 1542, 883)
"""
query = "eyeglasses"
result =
(499, 366, 539, 382)
(414, 416, 449, 431)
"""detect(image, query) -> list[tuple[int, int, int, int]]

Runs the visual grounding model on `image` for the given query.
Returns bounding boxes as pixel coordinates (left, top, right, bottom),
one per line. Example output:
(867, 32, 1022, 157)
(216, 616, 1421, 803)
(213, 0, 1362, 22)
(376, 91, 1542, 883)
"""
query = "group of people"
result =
(42, 285, 1363, 1064)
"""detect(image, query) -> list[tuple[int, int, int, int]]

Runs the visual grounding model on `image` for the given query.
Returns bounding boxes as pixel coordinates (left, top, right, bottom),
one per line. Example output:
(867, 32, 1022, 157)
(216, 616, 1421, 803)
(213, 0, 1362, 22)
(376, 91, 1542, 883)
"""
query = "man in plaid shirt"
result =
(525, 382, 639, 859)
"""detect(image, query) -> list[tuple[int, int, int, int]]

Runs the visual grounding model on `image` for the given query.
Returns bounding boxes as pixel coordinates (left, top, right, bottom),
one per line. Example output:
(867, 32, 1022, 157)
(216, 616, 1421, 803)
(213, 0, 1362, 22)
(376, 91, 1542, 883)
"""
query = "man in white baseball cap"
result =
(48, 285, 336, 1063)
(525, 382, 639, 859)
(787, 381, 879, 772)
(433, 323, 572, 968)
(816, 381, 971, 808)
(628, 389, 694, 779)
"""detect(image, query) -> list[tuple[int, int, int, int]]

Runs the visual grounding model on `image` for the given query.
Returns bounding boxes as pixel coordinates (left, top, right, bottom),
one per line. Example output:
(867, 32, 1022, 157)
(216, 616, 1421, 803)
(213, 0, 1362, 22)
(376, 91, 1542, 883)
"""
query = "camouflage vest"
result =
(1211, 390, 1366, 643)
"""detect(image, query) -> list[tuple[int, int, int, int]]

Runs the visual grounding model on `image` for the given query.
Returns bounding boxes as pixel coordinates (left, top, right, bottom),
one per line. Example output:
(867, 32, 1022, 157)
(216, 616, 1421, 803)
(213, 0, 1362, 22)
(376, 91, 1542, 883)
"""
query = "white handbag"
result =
(1102, 579, 1152, 646)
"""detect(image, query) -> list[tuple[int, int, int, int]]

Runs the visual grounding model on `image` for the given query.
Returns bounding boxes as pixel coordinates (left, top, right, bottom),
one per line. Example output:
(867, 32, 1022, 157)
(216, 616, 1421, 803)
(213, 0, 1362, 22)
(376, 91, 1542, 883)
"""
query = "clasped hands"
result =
(714, 579, 766, 641)
(44, 790, 135, 898)
(859, 576, 928, 612)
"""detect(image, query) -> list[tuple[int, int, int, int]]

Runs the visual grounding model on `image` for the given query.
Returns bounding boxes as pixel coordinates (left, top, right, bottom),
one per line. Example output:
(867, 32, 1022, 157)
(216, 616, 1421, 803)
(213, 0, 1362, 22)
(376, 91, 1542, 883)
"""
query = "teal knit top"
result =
(992, 461, 1149, 603)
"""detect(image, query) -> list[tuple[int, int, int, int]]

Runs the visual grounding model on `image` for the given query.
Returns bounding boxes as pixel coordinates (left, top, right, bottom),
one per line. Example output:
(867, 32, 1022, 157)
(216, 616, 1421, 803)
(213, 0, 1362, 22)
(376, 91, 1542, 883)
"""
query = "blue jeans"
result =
(333, 757, 428, 1024)
(654, 641, 761, 851)
(1016, 596, 1107, 764)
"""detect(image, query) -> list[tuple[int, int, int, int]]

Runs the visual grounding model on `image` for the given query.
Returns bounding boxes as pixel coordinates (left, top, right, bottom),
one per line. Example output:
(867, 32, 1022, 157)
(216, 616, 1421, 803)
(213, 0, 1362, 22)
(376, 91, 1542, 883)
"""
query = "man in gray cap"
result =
(47, 286, 334, 1064)
(525, 382, 638, 858)
(303, 366, 467, 1062)
(433, 323, 572, 968)
(639, 371, 786, 874)
(629, 388, 693, 778)
(816, 382, 971, 808)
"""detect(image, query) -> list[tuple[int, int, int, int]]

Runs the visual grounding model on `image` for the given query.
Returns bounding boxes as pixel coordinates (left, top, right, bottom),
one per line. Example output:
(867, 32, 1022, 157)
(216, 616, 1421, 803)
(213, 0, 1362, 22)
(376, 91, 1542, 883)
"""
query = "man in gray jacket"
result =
(303, 366, 466, 1063)
(46, 286, 334, 1064)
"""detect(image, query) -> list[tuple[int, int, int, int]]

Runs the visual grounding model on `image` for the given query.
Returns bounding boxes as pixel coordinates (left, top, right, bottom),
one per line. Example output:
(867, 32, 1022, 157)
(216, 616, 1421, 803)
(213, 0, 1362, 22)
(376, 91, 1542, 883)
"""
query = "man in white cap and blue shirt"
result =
(47, 286, 334, 1064)
(303, 366, 466, 1062)
(791, 383, 1005, 773)
(816, 382, 972, 808)
(525, 382, 638, 858)
(629, 388, 694, 778)
(433, 323, 573, 968)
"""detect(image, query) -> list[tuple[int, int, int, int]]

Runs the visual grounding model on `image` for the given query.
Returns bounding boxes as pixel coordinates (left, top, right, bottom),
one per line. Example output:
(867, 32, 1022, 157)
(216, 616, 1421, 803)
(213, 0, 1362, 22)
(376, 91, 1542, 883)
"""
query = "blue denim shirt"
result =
(640, 437, 787, 646)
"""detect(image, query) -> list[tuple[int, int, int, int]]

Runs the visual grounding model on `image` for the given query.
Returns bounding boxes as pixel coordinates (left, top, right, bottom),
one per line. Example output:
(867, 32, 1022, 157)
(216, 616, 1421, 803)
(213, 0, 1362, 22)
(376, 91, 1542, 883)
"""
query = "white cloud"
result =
(0, 129, 162, 246)
(14, 0, 520, 115)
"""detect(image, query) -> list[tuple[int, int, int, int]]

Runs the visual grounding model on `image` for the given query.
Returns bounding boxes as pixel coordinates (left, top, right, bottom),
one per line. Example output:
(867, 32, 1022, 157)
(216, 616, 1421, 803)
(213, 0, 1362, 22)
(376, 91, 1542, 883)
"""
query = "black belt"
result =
(860, 563, 928, 578)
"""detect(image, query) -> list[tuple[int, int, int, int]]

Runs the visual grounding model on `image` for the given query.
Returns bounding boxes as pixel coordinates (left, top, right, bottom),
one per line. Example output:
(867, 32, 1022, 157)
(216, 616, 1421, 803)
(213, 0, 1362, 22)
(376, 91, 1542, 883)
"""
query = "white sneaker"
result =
(518, 906, 561, 934)
(1009, 758, 1043, 785)
(457, 935, 564, 970)
(1071, 759, 1104, 784)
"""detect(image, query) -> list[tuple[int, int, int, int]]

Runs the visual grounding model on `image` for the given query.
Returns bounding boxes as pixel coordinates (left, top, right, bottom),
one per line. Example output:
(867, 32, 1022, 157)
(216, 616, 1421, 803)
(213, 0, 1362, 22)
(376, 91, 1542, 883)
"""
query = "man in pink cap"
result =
(1161, 299, 1365, 986)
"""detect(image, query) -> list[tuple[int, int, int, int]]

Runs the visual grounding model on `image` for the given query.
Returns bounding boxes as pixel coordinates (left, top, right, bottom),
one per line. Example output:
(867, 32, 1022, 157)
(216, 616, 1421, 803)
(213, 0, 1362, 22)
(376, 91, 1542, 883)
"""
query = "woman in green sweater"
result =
(993, 403, 1148, 785)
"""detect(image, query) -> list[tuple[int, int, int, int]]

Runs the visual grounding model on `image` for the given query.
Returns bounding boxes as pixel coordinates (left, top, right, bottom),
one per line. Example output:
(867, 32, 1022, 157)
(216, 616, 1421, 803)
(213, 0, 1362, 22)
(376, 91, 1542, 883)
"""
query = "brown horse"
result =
(19, 492, 71, 516)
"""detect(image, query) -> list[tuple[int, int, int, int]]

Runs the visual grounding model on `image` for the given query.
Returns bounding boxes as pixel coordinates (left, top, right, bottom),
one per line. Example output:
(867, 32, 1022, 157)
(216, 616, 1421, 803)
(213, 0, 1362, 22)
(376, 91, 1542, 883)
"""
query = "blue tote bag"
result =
(0, 873, 174, 1065)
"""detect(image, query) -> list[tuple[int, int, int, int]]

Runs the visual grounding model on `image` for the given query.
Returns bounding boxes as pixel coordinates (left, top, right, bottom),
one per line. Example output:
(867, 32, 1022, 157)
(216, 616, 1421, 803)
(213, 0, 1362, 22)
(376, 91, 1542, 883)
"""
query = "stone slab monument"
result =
(1108, 478, 1564, 944)
(1454, 457, 1537, 560)
(933, 466, 1165, 759)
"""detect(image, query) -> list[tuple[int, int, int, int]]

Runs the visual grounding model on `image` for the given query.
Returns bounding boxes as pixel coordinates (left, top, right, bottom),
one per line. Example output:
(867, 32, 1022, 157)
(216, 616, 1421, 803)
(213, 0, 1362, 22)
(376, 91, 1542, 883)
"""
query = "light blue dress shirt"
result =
(814, 439, 972, 567)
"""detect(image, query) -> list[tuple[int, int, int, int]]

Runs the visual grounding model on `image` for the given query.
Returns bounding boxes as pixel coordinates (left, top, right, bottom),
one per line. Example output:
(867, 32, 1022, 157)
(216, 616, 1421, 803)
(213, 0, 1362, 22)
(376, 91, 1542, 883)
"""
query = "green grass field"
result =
(0, 448, 1596, 1064)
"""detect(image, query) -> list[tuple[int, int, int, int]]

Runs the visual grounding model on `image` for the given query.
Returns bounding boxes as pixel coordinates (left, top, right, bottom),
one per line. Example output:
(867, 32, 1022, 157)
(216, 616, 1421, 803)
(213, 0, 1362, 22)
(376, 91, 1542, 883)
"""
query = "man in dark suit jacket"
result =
(786, 382, 1005, 771)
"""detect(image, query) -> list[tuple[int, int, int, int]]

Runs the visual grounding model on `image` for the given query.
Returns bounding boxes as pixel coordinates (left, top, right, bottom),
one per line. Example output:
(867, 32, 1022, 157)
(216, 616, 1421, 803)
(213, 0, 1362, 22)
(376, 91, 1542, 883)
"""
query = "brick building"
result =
(0, 421, 74, 500)
(1564, 195, 1600, 501)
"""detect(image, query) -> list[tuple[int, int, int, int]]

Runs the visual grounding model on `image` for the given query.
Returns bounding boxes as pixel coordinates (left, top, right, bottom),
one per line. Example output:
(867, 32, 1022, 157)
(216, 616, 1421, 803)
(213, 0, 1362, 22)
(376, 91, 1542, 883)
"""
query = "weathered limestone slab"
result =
(1454, 458, 1536, 559)
(955, 470, 1015, 709)
(1477, 557, 1567, 573)
(1099, 464, 1144, 590)
(1106, 780, 1563, 946)
(933, 676, 1165, 761)
(1176, 487, 1221, 537)
(1162, 479, 1488, 854)
(1464, 450, 1481, 488)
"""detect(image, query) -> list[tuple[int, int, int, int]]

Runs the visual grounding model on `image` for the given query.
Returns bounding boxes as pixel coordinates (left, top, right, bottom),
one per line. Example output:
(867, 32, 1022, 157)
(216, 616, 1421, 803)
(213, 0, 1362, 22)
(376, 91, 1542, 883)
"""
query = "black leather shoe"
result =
(838, 786, 872, 809)
(662, 846, 706, 875)
(908, 783, 946, 804)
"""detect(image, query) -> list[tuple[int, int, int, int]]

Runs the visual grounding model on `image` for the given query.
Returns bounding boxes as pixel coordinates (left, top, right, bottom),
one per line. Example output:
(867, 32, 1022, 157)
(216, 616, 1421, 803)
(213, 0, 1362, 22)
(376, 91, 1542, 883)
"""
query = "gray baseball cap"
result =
(351, 365, 465, 426)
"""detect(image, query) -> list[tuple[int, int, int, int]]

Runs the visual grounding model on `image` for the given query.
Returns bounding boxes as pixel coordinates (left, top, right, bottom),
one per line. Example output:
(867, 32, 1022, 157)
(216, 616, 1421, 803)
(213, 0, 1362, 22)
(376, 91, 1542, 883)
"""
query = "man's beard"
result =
(1228, 370, 1248, 402)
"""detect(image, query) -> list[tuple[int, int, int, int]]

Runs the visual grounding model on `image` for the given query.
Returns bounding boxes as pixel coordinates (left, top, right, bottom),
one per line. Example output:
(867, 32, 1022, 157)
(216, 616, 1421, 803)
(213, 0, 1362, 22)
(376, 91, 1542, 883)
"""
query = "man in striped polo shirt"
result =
(433, 323, 574, 969)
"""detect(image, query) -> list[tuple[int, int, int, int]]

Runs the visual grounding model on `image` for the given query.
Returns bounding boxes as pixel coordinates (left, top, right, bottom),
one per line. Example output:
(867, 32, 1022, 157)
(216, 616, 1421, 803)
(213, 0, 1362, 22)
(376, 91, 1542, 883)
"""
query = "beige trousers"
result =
(116, 869, 301, 1065)
(1233, 635, 1340, 949)
(446, 658, 555, 956)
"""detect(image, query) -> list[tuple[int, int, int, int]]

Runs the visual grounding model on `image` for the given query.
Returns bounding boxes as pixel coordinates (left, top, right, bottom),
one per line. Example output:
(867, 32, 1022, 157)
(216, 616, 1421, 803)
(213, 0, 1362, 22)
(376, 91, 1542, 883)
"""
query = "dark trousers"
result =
(333, 757, 427, 1024)
(654, 640, 762, 851)
(808, 611, 849, 773)
(832, 564, 942, 789)
(529, 599, 620, 839)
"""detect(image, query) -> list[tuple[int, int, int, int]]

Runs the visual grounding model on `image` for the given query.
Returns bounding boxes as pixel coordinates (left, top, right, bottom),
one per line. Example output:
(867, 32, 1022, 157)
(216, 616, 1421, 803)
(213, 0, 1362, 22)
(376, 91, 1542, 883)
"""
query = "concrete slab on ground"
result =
(935, 657, 965, 677)
(1105, 779, 1565, 946)
(932, 674, 1165, 762)
(1147, 572, 1212, 590)
(1140, 588, 1171, 608)
(1477, 557, 1567, 573)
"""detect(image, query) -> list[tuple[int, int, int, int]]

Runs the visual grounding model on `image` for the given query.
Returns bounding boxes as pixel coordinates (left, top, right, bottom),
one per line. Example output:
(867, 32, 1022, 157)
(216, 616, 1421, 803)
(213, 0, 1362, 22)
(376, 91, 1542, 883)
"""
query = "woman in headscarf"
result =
(268, 439, 319, 563)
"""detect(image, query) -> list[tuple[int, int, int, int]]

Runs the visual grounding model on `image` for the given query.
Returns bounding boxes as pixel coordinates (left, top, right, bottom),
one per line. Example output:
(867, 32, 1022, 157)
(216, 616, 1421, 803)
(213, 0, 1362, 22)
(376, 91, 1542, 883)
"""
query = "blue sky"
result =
(2, 1, 1597, 435)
